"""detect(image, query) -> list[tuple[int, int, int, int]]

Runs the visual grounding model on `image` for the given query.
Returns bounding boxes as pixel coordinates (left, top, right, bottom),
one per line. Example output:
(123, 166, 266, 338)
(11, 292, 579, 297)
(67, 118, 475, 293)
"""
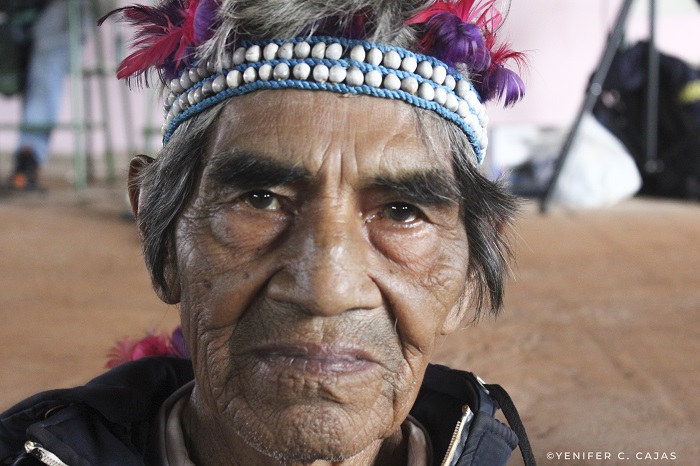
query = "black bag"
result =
(0, 0, 50, 96)
(593, 41, 700, 199)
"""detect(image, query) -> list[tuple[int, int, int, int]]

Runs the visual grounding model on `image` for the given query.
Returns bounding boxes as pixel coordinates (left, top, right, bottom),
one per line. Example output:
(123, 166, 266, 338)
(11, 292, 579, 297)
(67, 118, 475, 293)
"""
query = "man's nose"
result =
(266, 203, 383, 316)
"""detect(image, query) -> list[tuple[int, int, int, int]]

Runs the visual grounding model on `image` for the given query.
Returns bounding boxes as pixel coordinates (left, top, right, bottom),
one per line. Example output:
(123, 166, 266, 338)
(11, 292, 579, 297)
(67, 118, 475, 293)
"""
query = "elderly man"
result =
(1, 1, 535, 465)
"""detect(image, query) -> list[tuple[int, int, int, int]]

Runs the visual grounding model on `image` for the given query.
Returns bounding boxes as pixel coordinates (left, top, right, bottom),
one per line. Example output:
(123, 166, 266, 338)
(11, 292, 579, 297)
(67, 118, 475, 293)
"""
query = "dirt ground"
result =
(1, 176, 699, 466)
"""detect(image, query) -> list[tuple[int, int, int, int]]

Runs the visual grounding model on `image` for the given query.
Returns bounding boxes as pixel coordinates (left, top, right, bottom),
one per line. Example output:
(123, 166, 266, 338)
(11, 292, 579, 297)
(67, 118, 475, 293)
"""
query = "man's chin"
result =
(238, 403, 384, 463)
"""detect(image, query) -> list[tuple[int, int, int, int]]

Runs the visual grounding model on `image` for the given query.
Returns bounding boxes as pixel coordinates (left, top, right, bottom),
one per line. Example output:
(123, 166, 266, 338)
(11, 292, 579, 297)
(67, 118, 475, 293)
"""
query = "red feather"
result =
(406, 0, 499, 28)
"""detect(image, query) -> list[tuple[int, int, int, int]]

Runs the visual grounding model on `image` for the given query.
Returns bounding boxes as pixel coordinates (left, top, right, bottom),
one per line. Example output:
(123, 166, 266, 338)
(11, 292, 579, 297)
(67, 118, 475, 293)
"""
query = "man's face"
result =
(173, 91, 470, 461)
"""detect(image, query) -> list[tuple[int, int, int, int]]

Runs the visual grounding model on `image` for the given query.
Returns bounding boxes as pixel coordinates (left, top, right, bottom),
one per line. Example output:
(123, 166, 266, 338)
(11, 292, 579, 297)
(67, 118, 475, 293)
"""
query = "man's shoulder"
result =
(0, 357, 194, 465)
(412, 364, 522, 466)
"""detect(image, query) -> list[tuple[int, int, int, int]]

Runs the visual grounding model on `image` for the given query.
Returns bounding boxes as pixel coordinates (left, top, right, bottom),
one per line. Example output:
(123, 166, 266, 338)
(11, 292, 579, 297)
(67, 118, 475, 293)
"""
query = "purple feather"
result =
(424, 12, 490, 72)
(194, 0, 219, 44)
(170, 326, 190, 358)
(481, 65, 525, 107)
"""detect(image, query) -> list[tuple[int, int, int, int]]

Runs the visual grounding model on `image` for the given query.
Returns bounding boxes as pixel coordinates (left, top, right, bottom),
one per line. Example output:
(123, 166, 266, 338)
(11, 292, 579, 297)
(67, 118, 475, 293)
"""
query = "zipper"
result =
(24, 441, 69, 466)
(439, 405, 474, 466)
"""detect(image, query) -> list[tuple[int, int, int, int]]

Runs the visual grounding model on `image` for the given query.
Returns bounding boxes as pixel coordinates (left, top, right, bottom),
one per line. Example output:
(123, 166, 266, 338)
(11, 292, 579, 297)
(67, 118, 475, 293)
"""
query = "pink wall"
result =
(1, 0, 699, 171)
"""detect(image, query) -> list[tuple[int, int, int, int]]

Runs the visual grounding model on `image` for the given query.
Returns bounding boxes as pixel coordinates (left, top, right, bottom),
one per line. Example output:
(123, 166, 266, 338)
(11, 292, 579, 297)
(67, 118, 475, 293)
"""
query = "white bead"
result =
(311, 42, 326, 59)
(446, 93, 459, 112)
(243, 67, 257, 83)
(313, 64, 330, 83)
(350, 45, 366, 62)
(201, 80, 213, 96)
(226, 70, 243, 89)
(233, 47, 246, 65)
(263, 43, 279, 60)
(456, 80, 470, 99)
(221, 54, 232, 70)
(245, 45, 262, 62)
(178, 93, 189, 109)
(207, 59, 216, 73)
(444, 74, 456, 90)
(329, 65, 347, 84)
(417, 82, 435, 101)
(325, 43, 343, 60)
(345, 66, 364, 86)
(166, 113, 174, 125)
(366, 48, 382, 66)
(258, 64, 273, 81)
(401, 56, 417, 73)
(167, 93, 177, 105)
(465, 112, 479, 131)
(197, 65, 209, 79)
(365, 70, 382, 88)
(212, 75, 226, 93)
(434, 87, 447, 105)
(170, 100, 180, 114)
(383, 73, 401, 90)
(179, 72, 192, 90)
(432, 66, 447, 85)
(278, 43, 294, 59)
(401, 76, 419, 94)
(416, 61, 433, 79)
(465, 91, 479, 108)
(293, 42, 310, 58)
(195, 88, 204, 104)
(187, 89, 196, 105)
(457, 100, 470, 118)
(382, 50, 401, 69)
(161, 124, 167, 135)
(170, 78, 183, 93)
(188, 68, 201, 83)
(273, 63, 290, 80)
(293, 62, 311, 80)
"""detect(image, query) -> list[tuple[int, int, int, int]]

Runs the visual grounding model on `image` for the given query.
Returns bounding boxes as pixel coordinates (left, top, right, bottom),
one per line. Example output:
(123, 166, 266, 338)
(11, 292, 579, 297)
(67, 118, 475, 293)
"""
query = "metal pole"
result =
(645, 0, 660, 173)
(68, 0, 86, 189)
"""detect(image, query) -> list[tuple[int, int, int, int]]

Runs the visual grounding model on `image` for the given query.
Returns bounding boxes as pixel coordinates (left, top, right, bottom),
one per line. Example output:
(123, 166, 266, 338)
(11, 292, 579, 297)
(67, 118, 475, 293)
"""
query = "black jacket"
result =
(0, 357, 528, 466)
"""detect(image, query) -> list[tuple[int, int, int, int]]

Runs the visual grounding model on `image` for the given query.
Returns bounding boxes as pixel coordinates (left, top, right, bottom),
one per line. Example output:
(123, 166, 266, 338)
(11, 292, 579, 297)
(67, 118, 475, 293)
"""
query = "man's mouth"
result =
(250, 343, 378, 375)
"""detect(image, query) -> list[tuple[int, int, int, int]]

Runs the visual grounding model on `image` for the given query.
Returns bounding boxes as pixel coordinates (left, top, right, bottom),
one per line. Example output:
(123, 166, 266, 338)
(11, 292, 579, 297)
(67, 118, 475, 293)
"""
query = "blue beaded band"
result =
(163, 37, 489, 163)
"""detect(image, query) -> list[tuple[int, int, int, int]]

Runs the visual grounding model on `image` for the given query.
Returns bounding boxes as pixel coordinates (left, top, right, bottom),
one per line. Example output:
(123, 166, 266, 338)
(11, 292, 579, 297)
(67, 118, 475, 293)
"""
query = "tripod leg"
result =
(539, 0, 635, 213)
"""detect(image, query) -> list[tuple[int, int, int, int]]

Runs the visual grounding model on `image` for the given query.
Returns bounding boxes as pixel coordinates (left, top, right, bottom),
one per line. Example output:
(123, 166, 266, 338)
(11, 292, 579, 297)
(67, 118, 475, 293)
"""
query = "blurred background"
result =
(1, 0, 699, 464)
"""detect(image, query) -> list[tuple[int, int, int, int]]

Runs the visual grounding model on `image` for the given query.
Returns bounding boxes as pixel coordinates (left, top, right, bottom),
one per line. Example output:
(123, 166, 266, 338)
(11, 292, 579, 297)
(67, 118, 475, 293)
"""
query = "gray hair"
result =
(201, 0, 424, 67)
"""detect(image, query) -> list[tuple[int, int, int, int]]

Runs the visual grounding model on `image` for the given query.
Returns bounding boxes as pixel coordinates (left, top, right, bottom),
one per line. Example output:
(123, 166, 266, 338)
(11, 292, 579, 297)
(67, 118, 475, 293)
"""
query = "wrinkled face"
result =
(174, 91, 471, 461)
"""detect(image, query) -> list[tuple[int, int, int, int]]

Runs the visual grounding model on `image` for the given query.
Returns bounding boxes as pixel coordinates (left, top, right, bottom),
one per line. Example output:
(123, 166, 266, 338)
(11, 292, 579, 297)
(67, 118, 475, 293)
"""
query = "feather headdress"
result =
(406, 0, 526, 106)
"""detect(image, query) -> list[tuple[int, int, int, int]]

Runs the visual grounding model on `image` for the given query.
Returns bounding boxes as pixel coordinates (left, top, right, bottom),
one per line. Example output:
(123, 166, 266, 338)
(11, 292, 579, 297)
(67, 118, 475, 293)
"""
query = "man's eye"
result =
(381, 202, 421, 223)
(243, 191, 282, 210)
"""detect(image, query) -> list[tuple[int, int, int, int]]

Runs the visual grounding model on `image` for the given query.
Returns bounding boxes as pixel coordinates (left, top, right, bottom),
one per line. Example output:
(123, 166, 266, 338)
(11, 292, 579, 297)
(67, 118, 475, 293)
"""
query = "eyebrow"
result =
(370, 169, 461, 206)
(207, 149, 460, 206)
(207, 150, 310, 189)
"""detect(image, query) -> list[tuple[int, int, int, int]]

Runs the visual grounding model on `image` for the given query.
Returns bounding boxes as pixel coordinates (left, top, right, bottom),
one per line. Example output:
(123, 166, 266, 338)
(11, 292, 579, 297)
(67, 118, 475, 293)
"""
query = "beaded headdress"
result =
(102, 0, 526, 163)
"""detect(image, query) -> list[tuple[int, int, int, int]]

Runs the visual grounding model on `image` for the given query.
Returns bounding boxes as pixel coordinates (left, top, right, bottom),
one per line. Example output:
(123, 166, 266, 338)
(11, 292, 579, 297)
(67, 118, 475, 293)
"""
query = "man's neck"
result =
(181, 389, 408, 466)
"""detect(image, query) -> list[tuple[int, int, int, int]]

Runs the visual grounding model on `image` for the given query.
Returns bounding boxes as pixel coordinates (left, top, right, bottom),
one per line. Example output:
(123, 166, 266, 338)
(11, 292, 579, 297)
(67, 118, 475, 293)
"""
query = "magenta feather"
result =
(105, 326, 190, 368)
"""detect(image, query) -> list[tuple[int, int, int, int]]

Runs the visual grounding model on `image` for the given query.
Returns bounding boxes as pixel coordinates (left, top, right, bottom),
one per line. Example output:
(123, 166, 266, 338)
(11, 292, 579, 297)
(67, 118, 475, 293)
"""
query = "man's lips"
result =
(250, 343, 379, 374)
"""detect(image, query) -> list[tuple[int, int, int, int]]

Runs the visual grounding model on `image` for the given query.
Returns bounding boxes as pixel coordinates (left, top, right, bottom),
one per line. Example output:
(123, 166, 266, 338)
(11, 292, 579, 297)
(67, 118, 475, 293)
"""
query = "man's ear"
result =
(127, 155, 182, 305)
(128, 155, 154, 219)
